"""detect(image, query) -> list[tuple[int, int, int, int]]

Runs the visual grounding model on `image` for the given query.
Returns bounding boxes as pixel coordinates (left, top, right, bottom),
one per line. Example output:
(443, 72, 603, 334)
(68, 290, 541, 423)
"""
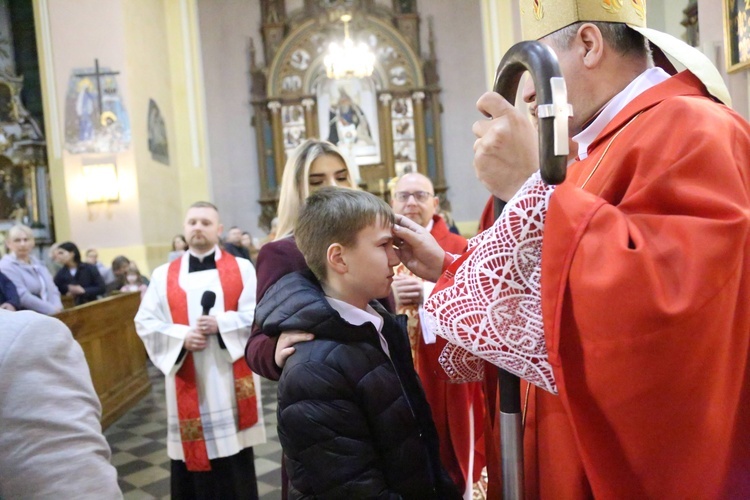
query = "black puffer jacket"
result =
(255, 271, 460, 500)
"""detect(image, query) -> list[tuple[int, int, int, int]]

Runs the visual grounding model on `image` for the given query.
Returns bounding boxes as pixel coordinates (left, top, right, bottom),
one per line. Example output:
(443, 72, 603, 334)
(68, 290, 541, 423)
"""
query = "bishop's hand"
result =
(473, 92, 539, 201)
(393, 214, 445, 283)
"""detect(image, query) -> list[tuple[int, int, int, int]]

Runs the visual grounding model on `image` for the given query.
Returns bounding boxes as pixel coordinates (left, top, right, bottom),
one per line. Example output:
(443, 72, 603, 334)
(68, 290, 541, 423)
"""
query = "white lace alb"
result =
(423, 172, 558, 394)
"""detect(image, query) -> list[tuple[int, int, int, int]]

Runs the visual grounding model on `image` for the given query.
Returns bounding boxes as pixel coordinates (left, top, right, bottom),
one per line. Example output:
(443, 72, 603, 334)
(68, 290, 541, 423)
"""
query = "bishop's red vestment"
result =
(426, 71, 750, 498)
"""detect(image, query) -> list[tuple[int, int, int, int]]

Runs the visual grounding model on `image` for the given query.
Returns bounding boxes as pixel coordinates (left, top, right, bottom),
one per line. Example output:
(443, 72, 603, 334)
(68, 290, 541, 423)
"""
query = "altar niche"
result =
(0, 76, 51, 245)
(250, 0, 448, 231)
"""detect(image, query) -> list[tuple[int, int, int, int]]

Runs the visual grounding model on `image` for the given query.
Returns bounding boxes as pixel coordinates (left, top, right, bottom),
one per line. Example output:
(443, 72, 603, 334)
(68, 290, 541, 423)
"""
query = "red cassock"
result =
(396, 215, 487, 494)
(534, 72, 750, 498)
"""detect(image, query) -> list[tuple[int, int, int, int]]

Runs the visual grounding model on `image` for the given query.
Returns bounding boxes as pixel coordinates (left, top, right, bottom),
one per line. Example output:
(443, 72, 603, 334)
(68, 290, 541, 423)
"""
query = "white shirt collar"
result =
(424, 218, 435, 233)
(325, 296, 384, 333)
(573, 67, 670, 160)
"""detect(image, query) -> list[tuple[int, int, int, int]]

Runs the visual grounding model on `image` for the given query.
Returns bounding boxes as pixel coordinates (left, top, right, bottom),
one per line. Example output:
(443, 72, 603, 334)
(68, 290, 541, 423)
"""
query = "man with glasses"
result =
(390, 172, 485, 498)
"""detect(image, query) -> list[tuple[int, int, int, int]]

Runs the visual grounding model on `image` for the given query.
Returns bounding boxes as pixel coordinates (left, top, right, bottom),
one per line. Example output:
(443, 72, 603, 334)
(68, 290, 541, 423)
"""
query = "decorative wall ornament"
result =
(723, 0, 750, 73)
(324, 14, 376, 80)
(317, 77, 380, 170)
(0, 0, 50, 243)
(64, 59, 131, 154)
(250, 0, 447, 230)
(147, 99, 169, 165)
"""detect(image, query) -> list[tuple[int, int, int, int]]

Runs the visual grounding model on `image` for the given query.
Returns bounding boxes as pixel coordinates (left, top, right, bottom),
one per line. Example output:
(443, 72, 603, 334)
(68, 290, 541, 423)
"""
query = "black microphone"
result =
(201, 291, 216, 316)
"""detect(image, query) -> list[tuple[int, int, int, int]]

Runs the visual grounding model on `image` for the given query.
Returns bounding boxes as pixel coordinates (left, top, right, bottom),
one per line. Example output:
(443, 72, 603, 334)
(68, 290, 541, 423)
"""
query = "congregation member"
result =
(0, 270, 19, 311)
(168, 234, 187, 262)
(54, 241, 106, 306)
(245, 139, 357, 379)
(392, 1, 750, 497)
(240, 231, 258, 263)
(0, 224, 62, 315)
(223, 226, 251, 260)
(255, 187, 460, 499)
(85, 247, 110, 278)
(390, 172, 485, 497)
(127, 261, 150, 286)
(104, 255, 131, 293)
(0, 309, 121, 498)
(135, 201, 265, 499)
(119, 264, 148, 299)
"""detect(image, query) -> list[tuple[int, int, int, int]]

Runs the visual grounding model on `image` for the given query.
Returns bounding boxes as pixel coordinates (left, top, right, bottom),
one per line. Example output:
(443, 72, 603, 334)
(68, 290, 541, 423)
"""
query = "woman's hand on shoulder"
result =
(275, 330, 314, 368)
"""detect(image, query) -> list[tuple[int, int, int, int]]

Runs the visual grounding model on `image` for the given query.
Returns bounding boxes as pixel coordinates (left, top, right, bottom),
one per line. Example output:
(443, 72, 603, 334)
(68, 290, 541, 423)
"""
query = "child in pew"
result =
(254, 187, 460, 499)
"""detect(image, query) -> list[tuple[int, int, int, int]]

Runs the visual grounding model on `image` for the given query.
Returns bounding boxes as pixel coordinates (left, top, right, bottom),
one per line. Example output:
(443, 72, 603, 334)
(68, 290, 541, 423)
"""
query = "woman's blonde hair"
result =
(8, 224, 34, 241)
(275, 139, 354, 240)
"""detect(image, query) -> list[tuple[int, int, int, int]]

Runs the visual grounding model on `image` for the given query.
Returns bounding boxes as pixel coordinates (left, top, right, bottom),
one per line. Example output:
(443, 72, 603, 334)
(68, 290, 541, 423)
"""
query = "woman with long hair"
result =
(53, 241, 106, 306)
(246, 139, 355, 379)
(168, 234, 187, 262)
(0, 224, 62, 314)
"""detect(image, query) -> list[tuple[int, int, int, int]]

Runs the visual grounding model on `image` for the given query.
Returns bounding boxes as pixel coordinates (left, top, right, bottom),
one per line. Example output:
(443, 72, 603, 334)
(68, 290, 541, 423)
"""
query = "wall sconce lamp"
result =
(83, 163, 120, 204)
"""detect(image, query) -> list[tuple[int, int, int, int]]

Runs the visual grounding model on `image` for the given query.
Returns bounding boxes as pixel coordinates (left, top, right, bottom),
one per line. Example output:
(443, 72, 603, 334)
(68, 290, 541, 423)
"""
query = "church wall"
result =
(196, 0, 265, 238)
(417, 0, 488, 225)
(121, 0, 188, 272)
(35, 0, 214, 274)
(646, 0, 686, 37)
(39, 0, 144, 263)
(196, 0, 491, 234)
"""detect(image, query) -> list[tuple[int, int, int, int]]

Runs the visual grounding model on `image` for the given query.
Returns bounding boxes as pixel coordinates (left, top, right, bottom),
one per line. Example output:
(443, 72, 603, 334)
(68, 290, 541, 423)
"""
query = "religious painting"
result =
(317, 77, 380, 168)
(393, 140, 416, 177)
(282, 75, 302, 92)
(724, 0, 750, 73)
(0, 155, 26, 221)
(147, 99, 169, 165)
(391, 96, 415, 178)
(0, 0, 14, 77)
(64, 60, 131, 154)
(392, 119, 414, 141)
(0, 82, 14, 123)
(282, 104, 305, 155)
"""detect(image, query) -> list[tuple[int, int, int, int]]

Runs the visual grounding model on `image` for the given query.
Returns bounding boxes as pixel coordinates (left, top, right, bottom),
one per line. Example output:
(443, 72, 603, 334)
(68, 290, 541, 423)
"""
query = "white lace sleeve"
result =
(423, 172, 558, 394)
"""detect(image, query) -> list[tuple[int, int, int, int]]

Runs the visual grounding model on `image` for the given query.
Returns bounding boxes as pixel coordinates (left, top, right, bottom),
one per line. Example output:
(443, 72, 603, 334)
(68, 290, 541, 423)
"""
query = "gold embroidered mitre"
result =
(520, 0, 646, 40)
(517, 0, 731, 106)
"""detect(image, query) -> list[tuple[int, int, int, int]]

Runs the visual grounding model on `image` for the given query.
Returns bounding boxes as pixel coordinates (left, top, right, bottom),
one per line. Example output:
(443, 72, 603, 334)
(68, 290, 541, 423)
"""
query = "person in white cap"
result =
(392, 0, 750, 498)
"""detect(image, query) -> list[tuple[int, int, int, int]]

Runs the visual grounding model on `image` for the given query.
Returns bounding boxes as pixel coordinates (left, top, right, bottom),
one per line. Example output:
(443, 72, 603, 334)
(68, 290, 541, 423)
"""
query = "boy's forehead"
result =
(374, 214, 394, 233)
(352, 216, 392, 241)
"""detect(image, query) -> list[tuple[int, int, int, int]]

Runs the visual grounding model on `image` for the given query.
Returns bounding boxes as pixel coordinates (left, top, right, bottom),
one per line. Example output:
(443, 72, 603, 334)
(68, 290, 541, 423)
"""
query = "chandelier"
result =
(324, 14, 375, 80)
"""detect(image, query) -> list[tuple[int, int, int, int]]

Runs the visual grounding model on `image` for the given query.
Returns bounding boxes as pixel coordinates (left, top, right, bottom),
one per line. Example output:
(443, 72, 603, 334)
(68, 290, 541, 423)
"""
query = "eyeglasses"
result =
(393, 190, 434, 203)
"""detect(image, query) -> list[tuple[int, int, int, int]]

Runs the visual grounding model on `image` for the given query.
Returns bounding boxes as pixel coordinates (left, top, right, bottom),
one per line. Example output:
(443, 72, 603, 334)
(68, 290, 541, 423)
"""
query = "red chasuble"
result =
(167, 253, 258, 471)
(535, 72, 750, 497)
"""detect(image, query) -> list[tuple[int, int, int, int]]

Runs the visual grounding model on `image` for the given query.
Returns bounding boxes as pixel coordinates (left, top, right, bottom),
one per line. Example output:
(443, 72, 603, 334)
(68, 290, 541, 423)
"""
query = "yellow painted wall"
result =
(32, 0, 210, 274)
(165, 0, 212, 214)
(480, 0, 521, 90)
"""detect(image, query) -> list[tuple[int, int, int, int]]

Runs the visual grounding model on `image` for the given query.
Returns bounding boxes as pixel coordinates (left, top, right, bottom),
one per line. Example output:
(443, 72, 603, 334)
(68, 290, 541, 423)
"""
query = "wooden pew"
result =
(56, 292, 151, 429)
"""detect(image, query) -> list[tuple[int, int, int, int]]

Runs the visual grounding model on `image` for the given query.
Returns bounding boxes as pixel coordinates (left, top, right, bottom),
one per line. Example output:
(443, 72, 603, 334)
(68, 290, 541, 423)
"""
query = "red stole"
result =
(166, 252, 258, 471)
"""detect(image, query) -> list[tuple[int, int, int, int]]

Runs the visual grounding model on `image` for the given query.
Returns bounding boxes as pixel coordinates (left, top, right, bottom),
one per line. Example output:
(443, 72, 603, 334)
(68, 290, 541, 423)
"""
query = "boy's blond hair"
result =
(296, 187, 394, 281)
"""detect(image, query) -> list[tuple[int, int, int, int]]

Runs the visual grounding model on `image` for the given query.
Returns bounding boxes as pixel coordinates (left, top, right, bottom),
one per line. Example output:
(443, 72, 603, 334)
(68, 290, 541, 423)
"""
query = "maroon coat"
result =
(245, 237, 306, 380)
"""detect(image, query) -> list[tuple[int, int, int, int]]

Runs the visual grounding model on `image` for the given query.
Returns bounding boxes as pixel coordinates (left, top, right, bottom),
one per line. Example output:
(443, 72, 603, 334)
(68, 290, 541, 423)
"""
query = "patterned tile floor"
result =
(104, 363, 282, 499)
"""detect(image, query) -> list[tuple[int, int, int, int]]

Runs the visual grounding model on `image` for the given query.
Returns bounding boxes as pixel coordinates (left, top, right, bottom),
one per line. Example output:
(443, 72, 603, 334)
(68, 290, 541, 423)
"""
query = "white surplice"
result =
(135, 248, 265, 461)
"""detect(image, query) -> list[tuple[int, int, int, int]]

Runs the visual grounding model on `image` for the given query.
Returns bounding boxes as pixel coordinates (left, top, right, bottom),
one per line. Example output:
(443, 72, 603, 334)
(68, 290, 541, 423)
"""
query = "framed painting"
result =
(316, 77, 381, 168)
(724, 0, 750, 73)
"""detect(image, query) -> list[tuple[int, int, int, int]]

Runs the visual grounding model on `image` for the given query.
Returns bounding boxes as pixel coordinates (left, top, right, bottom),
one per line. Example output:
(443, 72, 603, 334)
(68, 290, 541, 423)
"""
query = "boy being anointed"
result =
(255, 187, 459, 499)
